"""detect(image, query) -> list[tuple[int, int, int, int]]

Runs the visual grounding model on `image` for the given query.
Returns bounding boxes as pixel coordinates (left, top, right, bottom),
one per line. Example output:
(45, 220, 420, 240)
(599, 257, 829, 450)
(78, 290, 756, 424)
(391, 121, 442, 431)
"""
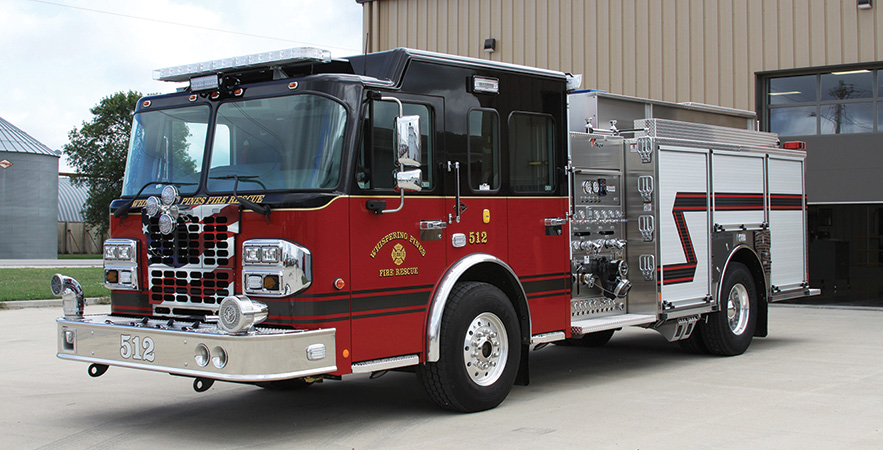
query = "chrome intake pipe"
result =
(51, 274, 85, 319)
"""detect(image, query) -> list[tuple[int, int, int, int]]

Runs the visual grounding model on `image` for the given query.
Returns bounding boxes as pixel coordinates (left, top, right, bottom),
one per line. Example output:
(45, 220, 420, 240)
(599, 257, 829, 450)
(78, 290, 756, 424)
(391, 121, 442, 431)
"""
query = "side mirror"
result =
(396, 167, 423, 192)
(395, 115, 421, 167)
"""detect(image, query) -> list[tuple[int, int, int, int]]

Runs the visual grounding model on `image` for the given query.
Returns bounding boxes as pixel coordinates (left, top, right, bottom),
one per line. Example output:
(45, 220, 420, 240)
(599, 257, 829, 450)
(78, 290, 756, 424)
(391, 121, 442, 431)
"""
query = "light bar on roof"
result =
(153, 47, 333, 83)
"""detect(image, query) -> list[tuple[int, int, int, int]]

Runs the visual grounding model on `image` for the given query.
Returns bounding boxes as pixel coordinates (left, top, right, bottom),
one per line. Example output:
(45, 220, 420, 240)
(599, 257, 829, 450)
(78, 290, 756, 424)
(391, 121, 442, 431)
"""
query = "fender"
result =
(717, 243, 767, 303)
(426, 253, 530, 362)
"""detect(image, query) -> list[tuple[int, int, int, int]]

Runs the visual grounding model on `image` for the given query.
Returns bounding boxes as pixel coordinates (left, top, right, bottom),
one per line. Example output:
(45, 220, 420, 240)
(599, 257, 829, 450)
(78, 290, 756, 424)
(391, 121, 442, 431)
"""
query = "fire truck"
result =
(52, 47, 817, 412)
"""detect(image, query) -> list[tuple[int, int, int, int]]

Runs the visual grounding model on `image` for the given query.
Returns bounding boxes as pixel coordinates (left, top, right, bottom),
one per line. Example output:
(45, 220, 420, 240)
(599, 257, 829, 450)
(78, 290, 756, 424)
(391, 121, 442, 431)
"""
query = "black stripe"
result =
(352, 306, 426, 320)
(770, 194, 803, 208)
(522, 277, 568, 295)
(278, 298, 351, 317)
(519, 272, 570, 281)
(351, 284, 435, 296)
(714, 193, 764, 208)
(266, 316, 351, 325)
(528, 290, 570, 300)
(352, 290, 430, 313)
(299, 291, 352, 299)
(673, 193, 708, 209)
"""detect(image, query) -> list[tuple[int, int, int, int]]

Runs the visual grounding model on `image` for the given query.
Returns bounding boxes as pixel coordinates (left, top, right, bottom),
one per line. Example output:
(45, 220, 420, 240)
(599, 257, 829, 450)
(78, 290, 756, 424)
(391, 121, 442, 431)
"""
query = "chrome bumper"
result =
(57, 315, 336, 382)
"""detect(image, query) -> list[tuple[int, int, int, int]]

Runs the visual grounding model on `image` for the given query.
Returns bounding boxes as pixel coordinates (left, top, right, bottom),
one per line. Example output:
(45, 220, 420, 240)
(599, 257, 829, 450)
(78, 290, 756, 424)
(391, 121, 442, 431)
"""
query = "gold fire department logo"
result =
(391, 243, 406, 265)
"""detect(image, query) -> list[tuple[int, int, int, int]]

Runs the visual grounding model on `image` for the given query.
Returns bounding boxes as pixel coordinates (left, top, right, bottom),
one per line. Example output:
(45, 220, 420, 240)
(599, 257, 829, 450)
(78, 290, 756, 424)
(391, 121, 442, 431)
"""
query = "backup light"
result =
(153, 47, 333, 83)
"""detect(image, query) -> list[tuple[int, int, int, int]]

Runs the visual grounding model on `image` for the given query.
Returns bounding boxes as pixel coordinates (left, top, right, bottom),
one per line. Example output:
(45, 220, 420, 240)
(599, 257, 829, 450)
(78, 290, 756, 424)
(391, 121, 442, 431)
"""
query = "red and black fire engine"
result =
(52, 47, 815, 412)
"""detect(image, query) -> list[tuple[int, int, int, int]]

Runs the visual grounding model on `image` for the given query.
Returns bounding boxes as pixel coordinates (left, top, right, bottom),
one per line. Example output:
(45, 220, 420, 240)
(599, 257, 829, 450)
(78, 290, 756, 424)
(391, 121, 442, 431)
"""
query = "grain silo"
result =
(0, 116, 60, 259)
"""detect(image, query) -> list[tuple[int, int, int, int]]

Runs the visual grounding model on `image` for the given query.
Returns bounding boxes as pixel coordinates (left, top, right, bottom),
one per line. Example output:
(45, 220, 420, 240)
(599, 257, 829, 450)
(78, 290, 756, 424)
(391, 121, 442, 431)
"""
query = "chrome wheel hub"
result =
(727, 283, 750, 335)
(463, 312, 509, 386)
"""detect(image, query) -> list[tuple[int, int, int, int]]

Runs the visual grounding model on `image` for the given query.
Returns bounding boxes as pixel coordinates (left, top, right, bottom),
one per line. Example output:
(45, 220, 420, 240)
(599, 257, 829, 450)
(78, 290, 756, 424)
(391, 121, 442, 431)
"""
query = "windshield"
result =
(121, 106, 208, 196)
(207, 94, 348, 192)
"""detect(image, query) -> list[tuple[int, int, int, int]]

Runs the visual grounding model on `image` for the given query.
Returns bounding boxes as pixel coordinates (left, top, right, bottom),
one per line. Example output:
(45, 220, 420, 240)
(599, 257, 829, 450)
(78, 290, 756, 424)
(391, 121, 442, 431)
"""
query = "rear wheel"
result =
(702, 262, 757, 356)
(417, 282, 521, 412)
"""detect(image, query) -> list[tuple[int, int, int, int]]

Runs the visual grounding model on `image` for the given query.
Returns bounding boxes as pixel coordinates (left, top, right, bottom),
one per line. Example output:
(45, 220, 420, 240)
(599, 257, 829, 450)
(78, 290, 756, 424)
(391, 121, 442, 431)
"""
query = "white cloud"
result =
(0, 0, 363, 172)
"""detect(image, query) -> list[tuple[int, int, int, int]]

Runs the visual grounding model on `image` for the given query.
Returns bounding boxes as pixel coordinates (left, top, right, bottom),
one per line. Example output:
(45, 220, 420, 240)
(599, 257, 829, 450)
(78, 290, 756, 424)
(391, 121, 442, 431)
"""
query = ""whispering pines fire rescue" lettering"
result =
(131, 195, 266, 208)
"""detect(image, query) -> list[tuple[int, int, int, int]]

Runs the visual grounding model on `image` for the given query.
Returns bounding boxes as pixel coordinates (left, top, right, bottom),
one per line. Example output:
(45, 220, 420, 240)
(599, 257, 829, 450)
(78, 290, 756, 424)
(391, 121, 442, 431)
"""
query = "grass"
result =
(0, 267, 109, 301)
(57, 254, 102, 260)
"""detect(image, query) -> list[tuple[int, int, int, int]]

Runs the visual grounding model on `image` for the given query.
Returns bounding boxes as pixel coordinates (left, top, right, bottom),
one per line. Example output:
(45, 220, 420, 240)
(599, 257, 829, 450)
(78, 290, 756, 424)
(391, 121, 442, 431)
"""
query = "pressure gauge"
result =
(591, 180, 600, 194)
(582, 180, 592, 194)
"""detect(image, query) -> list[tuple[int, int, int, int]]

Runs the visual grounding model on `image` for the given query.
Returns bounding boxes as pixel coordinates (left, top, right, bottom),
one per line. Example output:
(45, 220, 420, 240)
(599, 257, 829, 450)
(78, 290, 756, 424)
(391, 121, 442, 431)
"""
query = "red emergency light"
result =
(782, 141, 806, 150)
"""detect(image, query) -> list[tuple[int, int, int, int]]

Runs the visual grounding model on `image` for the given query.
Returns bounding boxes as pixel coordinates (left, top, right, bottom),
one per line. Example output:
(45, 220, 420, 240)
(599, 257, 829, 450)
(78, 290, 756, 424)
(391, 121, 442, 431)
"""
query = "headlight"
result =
(103, 239, 139, 290)
(241, 239, 312, 297)
(218, 295, 268, 334)
(103, 239, 137, 262)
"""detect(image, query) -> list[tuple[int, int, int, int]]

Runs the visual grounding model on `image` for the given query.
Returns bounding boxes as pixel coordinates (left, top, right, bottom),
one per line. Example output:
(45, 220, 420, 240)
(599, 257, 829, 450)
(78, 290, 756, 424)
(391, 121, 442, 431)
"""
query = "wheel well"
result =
(459, 262, 531, 345)
(725, 248, 769, 337)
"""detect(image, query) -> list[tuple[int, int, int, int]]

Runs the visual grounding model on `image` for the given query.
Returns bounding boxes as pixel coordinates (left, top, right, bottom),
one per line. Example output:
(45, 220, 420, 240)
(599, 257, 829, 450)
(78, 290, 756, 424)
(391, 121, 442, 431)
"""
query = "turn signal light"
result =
(105, 270, 119, 283)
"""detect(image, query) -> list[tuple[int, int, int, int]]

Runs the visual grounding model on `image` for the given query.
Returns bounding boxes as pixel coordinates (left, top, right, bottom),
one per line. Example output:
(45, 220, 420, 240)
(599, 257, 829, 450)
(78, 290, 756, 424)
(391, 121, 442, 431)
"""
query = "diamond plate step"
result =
(571, 314, 657, 336)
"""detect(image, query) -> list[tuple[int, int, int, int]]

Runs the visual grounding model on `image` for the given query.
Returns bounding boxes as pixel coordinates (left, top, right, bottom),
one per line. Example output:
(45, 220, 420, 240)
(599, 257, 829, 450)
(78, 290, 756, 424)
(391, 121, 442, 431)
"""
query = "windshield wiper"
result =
(113, 181, 197, 218)
(210, 175, 271, 216)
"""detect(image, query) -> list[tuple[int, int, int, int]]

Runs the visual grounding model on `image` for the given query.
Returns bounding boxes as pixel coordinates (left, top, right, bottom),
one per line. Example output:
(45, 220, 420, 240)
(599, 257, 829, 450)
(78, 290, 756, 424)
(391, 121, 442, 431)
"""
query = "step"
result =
(571, 314, 657, 336)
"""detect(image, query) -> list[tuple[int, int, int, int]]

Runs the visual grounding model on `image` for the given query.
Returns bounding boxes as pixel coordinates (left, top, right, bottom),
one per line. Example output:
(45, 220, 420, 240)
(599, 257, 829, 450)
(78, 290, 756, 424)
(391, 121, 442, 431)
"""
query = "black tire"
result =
(677, 321, 709, 354)
(561, 329, 616, 347)
(701, 262, 757, 356)
(417, 282, 521, 412)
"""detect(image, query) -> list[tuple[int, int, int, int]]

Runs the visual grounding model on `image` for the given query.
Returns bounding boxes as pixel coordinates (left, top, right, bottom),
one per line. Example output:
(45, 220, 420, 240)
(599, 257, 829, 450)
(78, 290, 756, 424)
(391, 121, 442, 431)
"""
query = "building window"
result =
(764, 67, 882, 136)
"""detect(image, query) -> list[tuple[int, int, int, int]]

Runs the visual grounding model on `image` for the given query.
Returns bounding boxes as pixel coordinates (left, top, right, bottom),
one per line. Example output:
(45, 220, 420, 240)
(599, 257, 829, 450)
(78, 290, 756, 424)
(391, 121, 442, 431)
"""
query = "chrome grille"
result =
(143, 204, 240, 314)
(149, 268, 233, 305)
(145, 214, 232, 266)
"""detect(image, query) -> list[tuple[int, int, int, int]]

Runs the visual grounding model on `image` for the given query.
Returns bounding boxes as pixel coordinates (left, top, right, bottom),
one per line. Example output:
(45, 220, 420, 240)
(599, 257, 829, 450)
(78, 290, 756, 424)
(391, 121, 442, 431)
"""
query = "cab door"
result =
(445, 108, 509, 267)
(348, 94, 447, 363)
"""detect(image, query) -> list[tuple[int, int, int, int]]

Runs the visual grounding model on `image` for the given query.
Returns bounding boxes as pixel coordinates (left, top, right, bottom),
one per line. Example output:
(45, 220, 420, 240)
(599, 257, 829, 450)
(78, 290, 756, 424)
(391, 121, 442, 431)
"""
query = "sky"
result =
(1, 0, 364, 172)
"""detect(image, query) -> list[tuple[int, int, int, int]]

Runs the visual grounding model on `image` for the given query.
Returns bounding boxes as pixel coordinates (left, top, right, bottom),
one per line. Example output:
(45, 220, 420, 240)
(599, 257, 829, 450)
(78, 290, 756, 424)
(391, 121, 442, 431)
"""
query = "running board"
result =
(351, 354, 419, 374)
(571, 314, 657, 336)
(771, 287, 821, 302)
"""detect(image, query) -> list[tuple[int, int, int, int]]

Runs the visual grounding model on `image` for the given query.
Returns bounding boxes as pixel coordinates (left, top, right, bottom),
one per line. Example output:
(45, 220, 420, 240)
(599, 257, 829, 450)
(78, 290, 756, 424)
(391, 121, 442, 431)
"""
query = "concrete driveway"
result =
(1, 304, 881, 449)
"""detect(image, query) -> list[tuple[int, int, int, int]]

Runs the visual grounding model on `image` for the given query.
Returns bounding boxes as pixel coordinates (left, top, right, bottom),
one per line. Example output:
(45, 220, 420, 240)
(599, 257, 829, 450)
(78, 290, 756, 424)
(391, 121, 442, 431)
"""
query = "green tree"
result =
(64, 91, 141, 235)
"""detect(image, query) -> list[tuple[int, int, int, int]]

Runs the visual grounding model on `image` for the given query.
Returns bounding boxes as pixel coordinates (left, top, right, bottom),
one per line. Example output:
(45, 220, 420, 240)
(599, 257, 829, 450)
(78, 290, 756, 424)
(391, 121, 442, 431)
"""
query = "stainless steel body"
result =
(567, 92, 813, 340)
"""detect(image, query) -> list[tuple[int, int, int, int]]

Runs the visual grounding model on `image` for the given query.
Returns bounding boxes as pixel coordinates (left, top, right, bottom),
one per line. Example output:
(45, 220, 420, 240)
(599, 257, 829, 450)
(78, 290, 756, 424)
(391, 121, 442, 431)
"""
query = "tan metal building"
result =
(360, 0, 882, 112)
(358, 0, 883, 305)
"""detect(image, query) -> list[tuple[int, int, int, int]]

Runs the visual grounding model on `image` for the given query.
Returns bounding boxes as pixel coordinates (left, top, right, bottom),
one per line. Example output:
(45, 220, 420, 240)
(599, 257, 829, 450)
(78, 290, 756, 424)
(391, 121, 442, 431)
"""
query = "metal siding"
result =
(57, 177, 89, 223)
(364, 0, 883, 111)
(0, 152, 58, 259)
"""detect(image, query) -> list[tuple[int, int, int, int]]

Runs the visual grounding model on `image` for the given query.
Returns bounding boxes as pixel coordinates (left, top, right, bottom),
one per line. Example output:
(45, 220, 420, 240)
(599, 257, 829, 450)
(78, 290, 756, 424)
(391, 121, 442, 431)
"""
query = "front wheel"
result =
(417, 282, 521, 412)
(702, 262, 758, 356)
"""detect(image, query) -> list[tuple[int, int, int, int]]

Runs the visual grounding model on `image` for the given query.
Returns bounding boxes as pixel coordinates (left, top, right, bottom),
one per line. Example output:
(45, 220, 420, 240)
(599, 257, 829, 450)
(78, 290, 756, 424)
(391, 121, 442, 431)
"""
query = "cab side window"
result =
(468, 109, 500, 192)
(509, 112, 555, 193)
(358, 101, 433, 190)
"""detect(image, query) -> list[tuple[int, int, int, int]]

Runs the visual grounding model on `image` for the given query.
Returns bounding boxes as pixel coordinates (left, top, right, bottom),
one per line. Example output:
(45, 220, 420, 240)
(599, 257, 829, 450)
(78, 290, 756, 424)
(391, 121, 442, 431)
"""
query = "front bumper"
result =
(57, 315, 336, 382)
